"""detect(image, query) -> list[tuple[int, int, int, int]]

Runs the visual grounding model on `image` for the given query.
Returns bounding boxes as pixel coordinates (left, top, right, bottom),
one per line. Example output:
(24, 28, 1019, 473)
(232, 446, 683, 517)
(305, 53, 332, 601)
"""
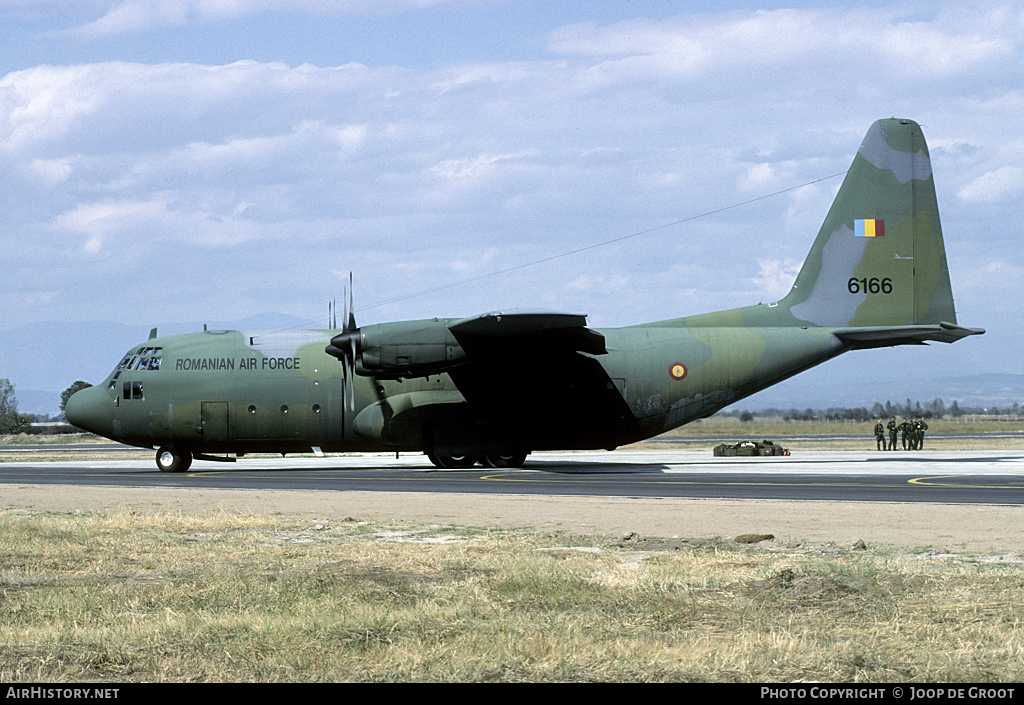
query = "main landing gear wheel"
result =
(482, 453, 528, 468)
(156, 447, 192, 473)
(427, 453, 478, 469)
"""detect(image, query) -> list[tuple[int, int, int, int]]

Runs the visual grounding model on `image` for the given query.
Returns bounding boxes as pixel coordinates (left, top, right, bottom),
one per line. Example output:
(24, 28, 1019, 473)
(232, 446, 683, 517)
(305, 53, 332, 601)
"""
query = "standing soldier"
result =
(899, 417, 912, 450)
(916, 417, 929, 449)
(875, 420, 886, 450)
(887, 417, 898, 451)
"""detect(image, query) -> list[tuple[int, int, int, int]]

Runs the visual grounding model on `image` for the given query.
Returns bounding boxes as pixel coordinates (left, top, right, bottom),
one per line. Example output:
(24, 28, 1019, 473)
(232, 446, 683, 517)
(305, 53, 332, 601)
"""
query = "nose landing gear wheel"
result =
(156, 447, 192, 473)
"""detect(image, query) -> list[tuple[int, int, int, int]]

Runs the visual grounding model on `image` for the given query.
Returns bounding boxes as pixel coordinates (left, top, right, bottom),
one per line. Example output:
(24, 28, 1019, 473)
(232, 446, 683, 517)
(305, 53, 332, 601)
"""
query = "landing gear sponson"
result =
(427, 452, 528, 469)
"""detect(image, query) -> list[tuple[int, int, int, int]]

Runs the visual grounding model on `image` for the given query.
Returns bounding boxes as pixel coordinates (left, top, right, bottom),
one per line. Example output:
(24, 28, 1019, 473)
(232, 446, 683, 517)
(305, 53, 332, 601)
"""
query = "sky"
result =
(2, 0, 1022, 403)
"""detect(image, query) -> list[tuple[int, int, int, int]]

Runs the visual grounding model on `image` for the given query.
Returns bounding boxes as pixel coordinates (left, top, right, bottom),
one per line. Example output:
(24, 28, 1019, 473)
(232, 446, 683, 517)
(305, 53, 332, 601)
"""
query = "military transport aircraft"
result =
(66, 118, 983, 472)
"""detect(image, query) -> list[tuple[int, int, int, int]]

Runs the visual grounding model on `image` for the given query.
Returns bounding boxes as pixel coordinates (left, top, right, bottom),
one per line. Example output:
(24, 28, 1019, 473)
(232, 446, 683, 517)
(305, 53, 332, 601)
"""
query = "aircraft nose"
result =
(65, 385, 113, 437)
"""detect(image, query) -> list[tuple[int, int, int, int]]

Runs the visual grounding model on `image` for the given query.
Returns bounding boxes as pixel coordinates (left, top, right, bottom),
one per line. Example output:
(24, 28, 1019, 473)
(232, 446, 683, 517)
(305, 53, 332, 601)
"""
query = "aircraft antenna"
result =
(359, 171, 849, 312)
(254, 170, 848, 339)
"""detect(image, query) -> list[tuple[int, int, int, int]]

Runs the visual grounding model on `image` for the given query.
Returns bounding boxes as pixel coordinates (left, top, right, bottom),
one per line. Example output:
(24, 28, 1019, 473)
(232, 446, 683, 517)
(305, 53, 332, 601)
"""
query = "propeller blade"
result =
(323, 272, 361, 411)
(347, 272, 357, 331)
(348, 333, 356, 411)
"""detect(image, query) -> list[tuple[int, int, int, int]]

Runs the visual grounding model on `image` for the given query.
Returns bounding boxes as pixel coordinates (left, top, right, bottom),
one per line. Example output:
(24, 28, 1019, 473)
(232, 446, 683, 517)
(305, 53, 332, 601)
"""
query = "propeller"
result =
(326, 273, 361, 411)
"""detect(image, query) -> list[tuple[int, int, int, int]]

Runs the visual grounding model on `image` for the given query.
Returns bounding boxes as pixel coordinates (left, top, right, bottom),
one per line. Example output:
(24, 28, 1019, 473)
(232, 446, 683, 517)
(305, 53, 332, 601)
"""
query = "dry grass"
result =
(2, 510, 1023, 682)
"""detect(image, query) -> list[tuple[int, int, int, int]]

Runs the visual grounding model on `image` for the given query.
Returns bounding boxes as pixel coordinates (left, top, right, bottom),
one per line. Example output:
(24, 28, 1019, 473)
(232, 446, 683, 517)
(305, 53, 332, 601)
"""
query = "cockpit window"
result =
(116, 348, 162, 373)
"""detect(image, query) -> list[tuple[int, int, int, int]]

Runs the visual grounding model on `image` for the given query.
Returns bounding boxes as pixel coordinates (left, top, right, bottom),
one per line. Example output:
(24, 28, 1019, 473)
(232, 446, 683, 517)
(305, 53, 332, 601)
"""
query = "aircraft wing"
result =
(439, 310, 625, 449)
(448, 309, 607, 355)
(338, 309, 625, 452)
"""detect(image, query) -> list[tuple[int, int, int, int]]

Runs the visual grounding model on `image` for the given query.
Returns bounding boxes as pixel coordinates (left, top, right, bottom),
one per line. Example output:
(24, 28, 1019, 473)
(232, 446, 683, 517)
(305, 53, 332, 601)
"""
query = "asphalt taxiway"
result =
(4, 449, 1024, 551)
(3, 449, 1023, 505)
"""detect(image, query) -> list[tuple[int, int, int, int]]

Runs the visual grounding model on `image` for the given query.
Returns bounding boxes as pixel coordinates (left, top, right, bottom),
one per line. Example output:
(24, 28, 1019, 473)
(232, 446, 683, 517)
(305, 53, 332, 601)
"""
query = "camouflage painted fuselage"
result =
(66, 118, 982, 467)
(75, 320, 847, 456)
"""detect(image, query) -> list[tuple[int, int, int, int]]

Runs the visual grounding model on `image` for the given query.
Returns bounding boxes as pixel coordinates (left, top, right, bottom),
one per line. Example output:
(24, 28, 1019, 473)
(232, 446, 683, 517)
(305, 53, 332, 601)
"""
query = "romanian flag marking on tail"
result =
(855, 219, 885, 237)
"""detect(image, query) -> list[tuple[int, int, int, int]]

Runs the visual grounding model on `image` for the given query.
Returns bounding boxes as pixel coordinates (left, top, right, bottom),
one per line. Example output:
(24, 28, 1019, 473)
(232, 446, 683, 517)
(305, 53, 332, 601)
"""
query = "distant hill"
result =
(739, 371, 1024, 412)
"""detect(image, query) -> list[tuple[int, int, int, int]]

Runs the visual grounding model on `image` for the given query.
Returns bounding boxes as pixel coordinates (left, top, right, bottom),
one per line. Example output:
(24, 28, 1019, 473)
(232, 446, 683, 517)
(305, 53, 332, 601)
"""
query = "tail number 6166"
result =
(847, 277, 892, 294)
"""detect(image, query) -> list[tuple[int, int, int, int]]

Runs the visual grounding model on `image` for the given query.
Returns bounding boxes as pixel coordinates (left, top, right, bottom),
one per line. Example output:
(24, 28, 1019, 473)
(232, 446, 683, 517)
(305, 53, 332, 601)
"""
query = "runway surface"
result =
(3, 450, 1023, 505)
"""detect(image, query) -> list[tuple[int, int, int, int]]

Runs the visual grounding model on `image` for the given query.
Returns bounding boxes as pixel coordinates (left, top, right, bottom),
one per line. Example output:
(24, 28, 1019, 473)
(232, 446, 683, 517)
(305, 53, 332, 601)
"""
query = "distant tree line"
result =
(722, 398, 1023, 422)
(870, 398, 1022, 418)
(872, 398, 949, 420)
(0, 379, 94, 435)
(0, 378, 32, 433)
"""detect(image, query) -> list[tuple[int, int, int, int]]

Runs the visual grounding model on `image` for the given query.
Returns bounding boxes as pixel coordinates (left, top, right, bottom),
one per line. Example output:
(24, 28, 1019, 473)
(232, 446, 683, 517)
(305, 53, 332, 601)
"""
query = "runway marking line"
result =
(479, 473, 905, 488)
(908, 475, 1024, 490)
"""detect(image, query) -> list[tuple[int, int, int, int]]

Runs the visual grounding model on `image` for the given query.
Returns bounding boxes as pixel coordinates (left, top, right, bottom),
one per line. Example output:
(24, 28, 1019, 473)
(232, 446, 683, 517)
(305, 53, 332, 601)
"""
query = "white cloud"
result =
(546, 5, 1021, 89)
(57, 0, 494, 38)
(565, 272, 629, 293)
(0, 64, 107, 151)
(26, 157, 73, 184)
(738, 163, 776, 193)
(958, 166, 1024, 204)
(54, 198, 169, 247)
(51, 195, 265, 255)
(955, 259, 1024, 321)
(0, 1, 1020, 386)
(752, 258, 801, 301)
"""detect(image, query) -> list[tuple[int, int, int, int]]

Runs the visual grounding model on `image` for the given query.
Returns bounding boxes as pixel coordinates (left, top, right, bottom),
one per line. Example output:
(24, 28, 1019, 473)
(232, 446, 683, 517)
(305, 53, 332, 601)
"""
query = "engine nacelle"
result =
(328, 318, 467, 379)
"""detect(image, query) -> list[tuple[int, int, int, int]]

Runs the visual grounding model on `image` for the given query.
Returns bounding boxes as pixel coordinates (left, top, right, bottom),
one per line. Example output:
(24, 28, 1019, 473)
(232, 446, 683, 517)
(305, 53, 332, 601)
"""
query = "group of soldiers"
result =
(874, 417, 929, 450)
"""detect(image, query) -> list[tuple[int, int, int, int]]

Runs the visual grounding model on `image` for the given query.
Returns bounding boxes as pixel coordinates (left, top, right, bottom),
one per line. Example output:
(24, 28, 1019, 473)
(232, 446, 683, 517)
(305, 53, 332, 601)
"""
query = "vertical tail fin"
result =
(657, 118, 980, 343)
(785, 118, 959, 329)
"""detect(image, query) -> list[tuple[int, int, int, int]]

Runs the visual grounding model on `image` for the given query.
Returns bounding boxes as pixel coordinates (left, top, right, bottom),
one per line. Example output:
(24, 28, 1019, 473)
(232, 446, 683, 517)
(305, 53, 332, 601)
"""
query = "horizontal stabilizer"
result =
(834, 322, 985, 349)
